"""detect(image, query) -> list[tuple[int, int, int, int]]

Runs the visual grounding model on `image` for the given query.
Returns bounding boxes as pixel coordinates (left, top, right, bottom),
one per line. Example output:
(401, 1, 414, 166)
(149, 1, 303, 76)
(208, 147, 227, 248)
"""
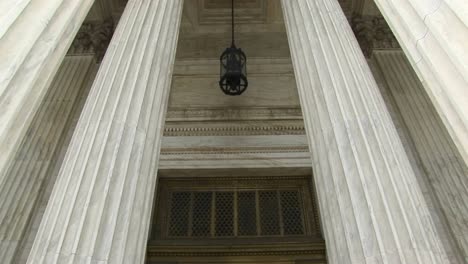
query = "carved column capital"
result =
(351, 14, 400, 57)
(68, 20, 114, 61)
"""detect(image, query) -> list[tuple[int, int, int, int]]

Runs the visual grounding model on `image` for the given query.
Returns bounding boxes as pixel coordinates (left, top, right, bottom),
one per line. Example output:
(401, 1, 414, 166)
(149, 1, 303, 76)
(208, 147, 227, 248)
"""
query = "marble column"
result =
(281, 0, 449, 263)
(373, 0, 468, 165)
(26, 0, 183, 263)
(373, 50, 468, 262)
(0, 56, 96, 264)
(0, 0, 95, 191)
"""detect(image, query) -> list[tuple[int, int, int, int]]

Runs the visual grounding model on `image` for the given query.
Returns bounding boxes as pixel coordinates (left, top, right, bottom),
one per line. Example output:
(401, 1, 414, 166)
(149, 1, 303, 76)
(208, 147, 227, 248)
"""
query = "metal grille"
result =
(215, 192, 234, 236)
(168, 192, 190, 237)
(237, 191, 256, 236)
(259, 191, 280, 235)
(281, 191, 304, 235)
(166, 189, 306, 238)
(192, 192, 212, 237)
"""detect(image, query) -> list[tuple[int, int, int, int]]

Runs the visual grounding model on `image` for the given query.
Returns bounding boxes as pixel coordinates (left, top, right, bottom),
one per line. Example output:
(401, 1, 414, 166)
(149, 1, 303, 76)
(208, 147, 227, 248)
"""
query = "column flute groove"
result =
(281, 0, 449, 263)
(0, 56, 95, 264)
(373, 0, 468, 164)
(374, 50, 468, 262)
(0, 0, 95, 186)
(27, 0, 183, 263)
(0, 58, 87, 220)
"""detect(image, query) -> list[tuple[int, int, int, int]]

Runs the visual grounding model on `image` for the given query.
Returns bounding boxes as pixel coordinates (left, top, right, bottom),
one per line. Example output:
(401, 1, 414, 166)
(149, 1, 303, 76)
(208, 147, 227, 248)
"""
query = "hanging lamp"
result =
(219, 0, 248, 96)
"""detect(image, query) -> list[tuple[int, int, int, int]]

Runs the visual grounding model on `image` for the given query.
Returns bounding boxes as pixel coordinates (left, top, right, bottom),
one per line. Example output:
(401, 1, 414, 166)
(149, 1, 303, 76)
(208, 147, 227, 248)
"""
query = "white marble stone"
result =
(0, 0, 95, 193)
(281, 0, 449, 263)
(18, 57, 97, 264)
(0, 56, 95, 264)
(373, 0, 468, 165)
(373, 50, 468, 263)
(26, 0, 183, 263)
(369, 55, 463, 264)
(160, 135, 311, 169)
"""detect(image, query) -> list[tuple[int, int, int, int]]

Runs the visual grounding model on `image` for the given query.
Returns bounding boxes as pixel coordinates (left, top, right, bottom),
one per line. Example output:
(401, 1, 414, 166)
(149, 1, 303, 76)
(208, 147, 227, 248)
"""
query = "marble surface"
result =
(26, 1, 183, 263)
(282, 0, 449, 262)
(374, 50, 468, 263)
(0, 0, 94, 199)
(1, 0, 463, 263)
(0, 56, 95, 264)
(160, 135, 311, 169)
(373, 0, 468, 165)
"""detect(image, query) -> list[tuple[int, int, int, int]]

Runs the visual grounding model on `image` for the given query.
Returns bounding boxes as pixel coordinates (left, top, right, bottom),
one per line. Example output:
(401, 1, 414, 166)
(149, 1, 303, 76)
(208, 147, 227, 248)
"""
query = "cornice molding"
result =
(147, 241, 326, 258)
(164, 107, 305, 136)
(164, 124, 305, 137)
(166, 107, 303, 121)
(147, 248, 326, 257)
(161, 146, 310, 155)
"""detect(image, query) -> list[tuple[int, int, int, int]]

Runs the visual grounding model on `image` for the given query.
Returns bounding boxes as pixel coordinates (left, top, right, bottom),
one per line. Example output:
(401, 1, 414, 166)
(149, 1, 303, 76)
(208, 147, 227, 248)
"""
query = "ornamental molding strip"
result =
(147, 246, 326, 258)
(164, 107, 305, 136)
(67, 20, 114, 61)
(158, 143, 312, 169)
(164, 125, 305, 137)
(163, 122, 306, 137)
(351, 14, 400, 57)
(165, 107, 303, 121)
(160, 146, 310, 155)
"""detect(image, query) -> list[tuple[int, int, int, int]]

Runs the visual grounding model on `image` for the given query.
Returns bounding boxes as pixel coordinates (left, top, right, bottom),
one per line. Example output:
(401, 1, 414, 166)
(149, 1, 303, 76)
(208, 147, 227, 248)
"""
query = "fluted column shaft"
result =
(374, 50, 468, 262)
(373, 0, 468, 164)
(0, 56, 95, 264)
(281, 0, 448, 263)
(0, 0, 95, 185)
(27, 0, 183, 263)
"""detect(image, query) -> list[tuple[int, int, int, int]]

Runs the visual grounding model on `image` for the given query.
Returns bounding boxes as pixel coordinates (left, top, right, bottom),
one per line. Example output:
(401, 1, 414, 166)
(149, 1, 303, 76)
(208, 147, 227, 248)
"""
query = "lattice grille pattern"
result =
(281, 191, 304, 235)
(168, 192, 191, 237)
(259, 191, 280, 235)
(238, 191, 257, 236)
(215, 192, 234, 236)
(167, 189, 305, 238)
(193, 192, 212, 236)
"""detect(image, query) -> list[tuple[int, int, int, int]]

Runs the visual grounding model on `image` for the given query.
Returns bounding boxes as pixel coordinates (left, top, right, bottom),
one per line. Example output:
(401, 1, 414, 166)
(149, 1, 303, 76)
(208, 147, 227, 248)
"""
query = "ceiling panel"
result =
(198, 0, 267, 24)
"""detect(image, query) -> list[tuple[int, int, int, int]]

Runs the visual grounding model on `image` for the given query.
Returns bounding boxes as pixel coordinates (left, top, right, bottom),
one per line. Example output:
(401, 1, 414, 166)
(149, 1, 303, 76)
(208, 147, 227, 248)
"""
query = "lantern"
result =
(219, 0, 248, 96)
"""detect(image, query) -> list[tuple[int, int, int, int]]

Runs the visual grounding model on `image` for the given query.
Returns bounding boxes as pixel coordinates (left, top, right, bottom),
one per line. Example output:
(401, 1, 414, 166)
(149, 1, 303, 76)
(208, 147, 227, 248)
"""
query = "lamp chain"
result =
(231, 0, 235, 46)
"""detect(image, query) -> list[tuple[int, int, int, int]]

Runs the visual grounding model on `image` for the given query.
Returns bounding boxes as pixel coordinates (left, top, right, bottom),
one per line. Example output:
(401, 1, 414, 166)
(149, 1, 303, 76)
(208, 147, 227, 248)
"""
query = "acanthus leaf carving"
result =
(351, 14, 400, 57)
(68, 20, 114, 61)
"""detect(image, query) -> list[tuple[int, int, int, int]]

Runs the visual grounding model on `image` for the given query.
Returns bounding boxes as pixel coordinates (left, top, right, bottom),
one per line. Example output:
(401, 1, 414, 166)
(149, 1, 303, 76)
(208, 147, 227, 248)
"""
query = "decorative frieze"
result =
(161, 146, 309, 155)
(68, 20, 114, 61)
(166, 107, 302, 121)
(163, 123, 305, 137)
(351, 14, 400, 57)
(164, 107, 305, 136)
